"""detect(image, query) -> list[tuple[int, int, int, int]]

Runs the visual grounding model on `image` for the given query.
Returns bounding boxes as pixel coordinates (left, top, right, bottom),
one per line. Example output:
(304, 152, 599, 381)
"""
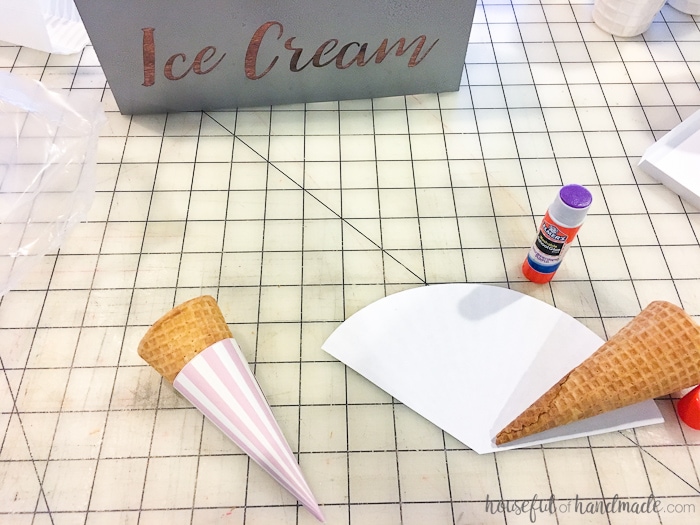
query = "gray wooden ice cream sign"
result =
(74, 0, 477, 114)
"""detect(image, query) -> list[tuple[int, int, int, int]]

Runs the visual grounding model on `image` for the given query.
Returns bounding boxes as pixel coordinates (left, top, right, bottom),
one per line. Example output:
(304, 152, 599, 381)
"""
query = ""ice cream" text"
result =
(141, 21, 439, 87)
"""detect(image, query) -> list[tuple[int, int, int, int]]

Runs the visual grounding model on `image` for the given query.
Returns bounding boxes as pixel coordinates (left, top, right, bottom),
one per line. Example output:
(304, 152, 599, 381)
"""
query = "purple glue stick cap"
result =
(551, 184, 592, 227)
(560, 184, 593, 210)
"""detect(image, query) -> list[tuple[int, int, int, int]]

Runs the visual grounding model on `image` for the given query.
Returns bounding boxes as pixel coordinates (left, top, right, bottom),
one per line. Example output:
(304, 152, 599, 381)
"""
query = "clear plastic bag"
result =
(0, 72, 105, 297)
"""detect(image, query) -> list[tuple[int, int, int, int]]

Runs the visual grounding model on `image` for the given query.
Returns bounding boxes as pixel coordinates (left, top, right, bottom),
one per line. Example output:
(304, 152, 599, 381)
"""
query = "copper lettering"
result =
(245, 21, 438, 79)
(285, 37, 340, 71)
(245, 21, 283, 80)
(193, 46, 227, 75)
(164, 53, 192, 80)
(364, 36, 438, 67)
(141, 28, 226, 85)
(284, 37, 309, 72)
(143, 22, 438, 86)
(335, 42, 365, 69)
(142, 27, 156, 86)
(312, 39, 340, 68)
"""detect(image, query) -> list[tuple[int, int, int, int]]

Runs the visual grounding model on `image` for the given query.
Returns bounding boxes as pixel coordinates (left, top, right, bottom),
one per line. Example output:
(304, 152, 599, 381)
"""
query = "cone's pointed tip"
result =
(307, 504, 325, 522)
(494, 431, 519, 446)
(299, 495, 324, 521)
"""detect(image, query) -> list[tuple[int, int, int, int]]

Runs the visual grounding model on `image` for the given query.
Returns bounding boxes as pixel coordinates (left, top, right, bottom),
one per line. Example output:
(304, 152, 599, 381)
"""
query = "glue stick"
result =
(522, 184, 592, 284)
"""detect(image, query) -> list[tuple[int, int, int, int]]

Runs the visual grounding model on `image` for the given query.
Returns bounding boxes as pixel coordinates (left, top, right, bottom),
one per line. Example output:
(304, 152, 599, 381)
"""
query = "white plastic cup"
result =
(592, 0, 667, 37)
(668, 0, 700, 15)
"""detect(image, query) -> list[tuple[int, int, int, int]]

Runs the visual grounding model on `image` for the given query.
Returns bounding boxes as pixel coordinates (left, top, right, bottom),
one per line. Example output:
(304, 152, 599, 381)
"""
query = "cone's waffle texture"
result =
(496, 301, 700, 445)
(138, 295, 232, 383)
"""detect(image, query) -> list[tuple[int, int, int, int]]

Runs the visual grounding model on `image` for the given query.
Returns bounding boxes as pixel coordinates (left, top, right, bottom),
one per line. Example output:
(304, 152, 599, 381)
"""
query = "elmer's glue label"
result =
(522, 184, 592, 284)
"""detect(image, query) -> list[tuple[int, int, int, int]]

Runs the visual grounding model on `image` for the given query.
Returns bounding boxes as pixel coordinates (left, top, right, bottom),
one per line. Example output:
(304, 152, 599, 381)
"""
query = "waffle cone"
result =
(138, 295, 232, 383)
(496, 301, 700, 445)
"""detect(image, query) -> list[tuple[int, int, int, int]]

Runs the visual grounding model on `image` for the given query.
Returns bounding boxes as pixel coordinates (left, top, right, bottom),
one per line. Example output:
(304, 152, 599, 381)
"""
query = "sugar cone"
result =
(138, 296, 325, 522)
(138, 295, 233, 383)
(496, 301, 700, 445)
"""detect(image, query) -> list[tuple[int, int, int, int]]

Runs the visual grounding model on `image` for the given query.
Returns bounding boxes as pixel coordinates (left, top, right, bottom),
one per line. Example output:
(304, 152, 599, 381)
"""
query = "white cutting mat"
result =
(2, 1, 700, 524)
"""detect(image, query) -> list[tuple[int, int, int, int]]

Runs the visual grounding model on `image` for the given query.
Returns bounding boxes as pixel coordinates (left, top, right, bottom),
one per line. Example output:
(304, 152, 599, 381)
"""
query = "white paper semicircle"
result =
(321, 283, 663, 454)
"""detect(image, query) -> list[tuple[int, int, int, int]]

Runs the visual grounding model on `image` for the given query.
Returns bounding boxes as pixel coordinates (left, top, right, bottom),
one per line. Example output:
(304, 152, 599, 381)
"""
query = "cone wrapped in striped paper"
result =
(138, 296, 324, 522)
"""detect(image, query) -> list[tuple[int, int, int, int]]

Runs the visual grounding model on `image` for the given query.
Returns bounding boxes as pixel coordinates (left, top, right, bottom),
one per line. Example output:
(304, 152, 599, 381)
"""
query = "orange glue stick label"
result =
(522, 211, 581, 283)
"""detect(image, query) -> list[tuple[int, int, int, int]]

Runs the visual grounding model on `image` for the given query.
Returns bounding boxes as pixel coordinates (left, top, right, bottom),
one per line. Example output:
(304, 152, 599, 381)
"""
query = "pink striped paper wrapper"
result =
(173, 338, 324, 522)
